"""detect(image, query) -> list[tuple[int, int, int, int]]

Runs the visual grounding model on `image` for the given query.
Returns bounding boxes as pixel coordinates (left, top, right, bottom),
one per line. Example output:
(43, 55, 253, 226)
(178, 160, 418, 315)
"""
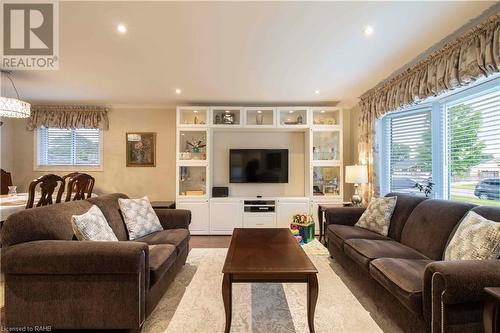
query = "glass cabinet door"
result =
(277, 108, 308, 127)
(312, 166, 341, 197)
(178, 130, 207, 161)
(178, 107, 208, 126)
(312, 130, 340, 161)
(211, 107, 242, 126)
(178, 166, 207, 197)
(312, 109, 340, 127)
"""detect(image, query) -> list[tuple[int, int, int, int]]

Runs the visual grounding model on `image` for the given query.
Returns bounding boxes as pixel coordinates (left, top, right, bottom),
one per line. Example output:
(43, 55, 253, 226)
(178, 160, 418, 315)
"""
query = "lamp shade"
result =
(345, 165, 368, 184)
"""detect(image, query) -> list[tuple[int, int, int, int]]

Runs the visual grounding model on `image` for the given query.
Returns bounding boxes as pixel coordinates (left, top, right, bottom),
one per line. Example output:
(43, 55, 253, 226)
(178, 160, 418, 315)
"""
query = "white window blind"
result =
(38, 128, 101, 166)
(386, 110, 432, 194)
(446, 87, 500, 203)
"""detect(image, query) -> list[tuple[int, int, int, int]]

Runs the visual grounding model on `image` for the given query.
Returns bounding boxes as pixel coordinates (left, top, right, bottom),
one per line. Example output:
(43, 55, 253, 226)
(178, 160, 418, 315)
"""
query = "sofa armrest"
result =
(324, 207, 365, 226)
(423, 260, 500, 331)
(1, 240, 148, 275)
(154, 208, 191, 230)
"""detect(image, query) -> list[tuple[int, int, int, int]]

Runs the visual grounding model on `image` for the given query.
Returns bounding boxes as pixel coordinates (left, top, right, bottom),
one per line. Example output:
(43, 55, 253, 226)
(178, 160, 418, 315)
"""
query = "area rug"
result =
(142, 243, 403, 333)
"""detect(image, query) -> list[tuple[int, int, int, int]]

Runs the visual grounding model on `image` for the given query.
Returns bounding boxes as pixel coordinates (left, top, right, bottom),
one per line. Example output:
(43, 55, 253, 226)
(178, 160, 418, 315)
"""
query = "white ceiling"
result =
(6, 1, 494, 107)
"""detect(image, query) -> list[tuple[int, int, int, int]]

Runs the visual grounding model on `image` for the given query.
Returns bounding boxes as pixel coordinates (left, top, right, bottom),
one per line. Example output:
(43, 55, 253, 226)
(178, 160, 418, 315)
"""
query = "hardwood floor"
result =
(190, 235, 232, 248)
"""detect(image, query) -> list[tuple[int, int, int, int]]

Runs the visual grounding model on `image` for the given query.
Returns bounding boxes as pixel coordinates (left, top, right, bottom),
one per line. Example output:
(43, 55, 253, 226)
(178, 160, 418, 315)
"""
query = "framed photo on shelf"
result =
(126, 132, 156, 167)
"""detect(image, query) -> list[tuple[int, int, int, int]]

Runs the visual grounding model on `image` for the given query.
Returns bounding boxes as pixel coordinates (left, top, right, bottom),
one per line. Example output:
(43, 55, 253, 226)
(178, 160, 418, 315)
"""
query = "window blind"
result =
(38, 128, 101, 166)
(447, 87, 500, 202)
(387, 110, 432, 193)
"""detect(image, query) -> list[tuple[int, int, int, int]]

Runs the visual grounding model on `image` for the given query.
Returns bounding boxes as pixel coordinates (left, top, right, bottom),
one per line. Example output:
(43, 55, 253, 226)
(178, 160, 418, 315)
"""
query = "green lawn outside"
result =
(450, 184, 476, 190)
(451, 195, 500, 207)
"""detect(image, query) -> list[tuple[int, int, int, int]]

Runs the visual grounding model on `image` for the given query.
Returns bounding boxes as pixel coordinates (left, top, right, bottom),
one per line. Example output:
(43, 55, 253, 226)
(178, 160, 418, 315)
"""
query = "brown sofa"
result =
(325, 193, 500, 333)
(1, 193, 191, 331)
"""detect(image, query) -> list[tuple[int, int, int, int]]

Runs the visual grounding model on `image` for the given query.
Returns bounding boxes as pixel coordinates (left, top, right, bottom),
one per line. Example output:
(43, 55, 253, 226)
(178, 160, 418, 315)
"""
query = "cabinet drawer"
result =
(243, 213, 276, 228)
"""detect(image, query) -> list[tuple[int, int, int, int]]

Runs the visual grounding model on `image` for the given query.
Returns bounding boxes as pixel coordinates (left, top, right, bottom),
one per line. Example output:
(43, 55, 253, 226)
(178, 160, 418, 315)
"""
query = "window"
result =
(445, 88, 500, 205)
(384, 109, 432, 194)
(37, 128, 102, 168)
(380, 77, 500, 206)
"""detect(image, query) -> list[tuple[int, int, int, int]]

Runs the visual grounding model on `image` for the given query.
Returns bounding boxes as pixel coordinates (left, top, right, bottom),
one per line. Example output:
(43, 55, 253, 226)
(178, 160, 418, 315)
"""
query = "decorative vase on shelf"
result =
(297, 114, 303, 124)
(256, 113, 264, 125)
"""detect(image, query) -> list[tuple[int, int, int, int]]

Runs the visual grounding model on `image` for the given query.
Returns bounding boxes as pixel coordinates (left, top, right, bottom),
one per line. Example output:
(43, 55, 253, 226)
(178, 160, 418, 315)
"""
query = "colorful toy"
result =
(290, 214, 315, 244)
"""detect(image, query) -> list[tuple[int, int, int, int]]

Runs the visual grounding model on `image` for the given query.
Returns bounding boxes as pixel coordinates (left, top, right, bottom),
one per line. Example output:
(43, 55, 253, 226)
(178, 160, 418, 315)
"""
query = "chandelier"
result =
(0, 70, 31, 119)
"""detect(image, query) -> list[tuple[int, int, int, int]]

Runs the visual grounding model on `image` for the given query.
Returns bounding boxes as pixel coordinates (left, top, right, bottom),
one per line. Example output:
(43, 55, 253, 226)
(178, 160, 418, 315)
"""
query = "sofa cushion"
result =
(136, 229, 189, 254)
(71, 205, 118, 241)
(344, 239, 429, 270)
(118, 196, 163, 240)
(444, 211, 500, 260)
(355, 196, 397, 236)
(148, 244, 176, 286)
(370, 258, 432, 314)
(87, 193, 130, 241)
(385, 193, 428, 241)
(327, 224, 390, 250)
(400, 199, 476, 260)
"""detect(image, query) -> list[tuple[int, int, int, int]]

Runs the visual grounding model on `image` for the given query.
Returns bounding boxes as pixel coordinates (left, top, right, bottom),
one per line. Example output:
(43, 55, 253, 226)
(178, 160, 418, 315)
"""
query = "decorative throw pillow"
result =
(118, 196, 163, 240)
(444, 211, 500, 260)
(355, 196, 397, 236)
(72, 205, 118, 241)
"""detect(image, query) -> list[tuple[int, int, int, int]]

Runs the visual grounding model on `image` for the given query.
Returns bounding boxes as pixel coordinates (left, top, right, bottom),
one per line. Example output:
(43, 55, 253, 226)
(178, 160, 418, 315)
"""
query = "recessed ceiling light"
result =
(225, 110, 230, 113)
(193, 110, 198, 113)
(257, 110, 262, 114)
(117, 24, 127, 33)
(289, 110, 294, 114)
(320, 110, 325, 113)
(175, 88, 181, 94)
(315, 90, 320, 94)
(363, 25, 374, 36)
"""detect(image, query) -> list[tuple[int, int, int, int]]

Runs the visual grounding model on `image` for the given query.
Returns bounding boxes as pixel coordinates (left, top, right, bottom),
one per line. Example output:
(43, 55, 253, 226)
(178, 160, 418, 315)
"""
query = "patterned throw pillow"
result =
(355, 196, 397, 236)
(444, 211, 500, 260)
(118, 196, 163, 240)
(72, 205, 118, 241)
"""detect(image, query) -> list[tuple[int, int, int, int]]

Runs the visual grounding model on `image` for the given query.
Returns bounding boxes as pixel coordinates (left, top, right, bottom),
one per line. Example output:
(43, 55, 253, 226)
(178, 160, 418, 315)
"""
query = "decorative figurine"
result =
(297, 114, 303, 124)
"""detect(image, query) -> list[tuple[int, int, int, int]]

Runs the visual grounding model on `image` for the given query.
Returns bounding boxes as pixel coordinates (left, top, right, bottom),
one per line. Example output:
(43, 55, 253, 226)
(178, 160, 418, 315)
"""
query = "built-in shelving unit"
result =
(176, 106, 344, 235)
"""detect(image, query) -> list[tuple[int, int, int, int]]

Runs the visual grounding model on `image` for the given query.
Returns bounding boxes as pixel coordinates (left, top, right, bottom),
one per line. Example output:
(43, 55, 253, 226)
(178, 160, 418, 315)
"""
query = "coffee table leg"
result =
(222, 273, 232, 333)
(307, 274, 319, 333)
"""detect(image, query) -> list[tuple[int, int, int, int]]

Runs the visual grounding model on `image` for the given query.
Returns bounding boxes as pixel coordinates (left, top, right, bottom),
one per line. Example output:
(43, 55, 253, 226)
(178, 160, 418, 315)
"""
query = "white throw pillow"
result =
(444, 211, 500, 260)
(118, 196, 163, 240)
(355, 196, 397, 236)
(72, 205, 118, 241)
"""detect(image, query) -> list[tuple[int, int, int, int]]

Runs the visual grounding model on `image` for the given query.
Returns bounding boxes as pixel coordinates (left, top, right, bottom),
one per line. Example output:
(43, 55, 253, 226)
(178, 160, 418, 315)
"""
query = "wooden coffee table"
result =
(222, 228, 319, 333)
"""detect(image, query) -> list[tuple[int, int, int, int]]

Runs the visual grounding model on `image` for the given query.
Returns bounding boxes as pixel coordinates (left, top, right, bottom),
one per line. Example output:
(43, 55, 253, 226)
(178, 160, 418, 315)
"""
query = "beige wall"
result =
(6, 107, 177, 201)
(212, 131, 305, 197)
(1, 105, 360, 201)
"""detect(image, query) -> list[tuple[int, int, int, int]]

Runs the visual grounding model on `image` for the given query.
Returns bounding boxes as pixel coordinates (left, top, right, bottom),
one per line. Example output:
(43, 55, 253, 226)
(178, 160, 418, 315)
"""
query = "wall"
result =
(8, 107, 177, 201)
(3, 105, 360, 201)
(212, 131, 305, 197)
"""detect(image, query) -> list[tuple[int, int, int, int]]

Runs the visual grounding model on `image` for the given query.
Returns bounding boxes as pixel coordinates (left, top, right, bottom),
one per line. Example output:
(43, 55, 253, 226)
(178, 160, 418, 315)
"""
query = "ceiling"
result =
(4, 1, 494, 107)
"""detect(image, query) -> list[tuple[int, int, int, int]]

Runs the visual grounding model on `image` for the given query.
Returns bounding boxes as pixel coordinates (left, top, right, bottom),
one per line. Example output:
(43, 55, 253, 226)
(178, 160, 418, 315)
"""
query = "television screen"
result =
(229, 149, 288, 183)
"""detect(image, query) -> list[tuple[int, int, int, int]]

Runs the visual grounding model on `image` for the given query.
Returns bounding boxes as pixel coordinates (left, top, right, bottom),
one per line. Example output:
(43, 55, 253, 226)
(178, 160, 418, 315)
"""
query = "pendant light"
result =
(0, 70, 31, 120)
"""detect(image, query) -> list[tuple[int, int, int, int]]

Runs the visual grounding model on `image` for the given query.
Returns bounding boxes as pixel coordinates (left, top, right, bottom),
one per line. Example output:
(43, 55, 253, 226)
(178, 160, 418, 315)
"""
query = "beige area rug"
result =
(142, 240, 403, 333)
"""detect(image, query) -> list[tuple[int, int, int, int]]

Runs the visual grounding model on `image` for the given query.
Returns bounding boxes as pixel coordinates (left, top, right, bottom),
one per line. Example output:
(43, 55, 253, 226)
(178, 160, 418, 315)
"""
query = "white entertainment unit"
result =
(176, 106, 344, 235)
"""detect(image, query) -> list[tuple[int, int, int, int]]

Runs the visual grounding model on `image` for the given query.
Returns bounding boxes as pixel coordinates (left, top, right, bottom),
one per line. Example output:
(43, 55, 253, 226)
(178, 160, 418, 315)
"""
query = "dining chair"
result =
(64, 173, 95, 202)
(26, 174, 65, 209)
(1, 169, 13, 195)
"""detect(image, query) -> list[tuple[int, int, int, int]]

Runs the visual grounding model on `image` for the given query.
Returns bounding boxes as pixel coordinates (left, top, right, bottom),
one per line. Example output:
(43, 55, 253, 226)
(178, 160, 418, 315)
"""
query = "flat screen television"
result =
(229, 149, 288, 183)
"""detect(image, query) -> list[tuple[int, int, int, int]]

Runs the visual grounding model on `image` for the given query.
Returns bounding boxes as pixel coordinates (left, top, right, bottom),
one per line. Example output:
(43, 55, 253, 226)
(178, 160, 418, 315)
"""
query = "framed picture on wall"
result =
(126, 132, 156, 167)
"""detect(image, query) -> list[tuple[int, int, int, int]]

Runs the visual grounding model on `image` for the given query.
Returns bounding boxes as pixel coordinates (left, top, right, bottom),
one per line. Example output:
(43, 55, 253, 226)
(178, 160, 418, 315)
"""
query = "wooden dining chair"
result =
(65, 173, 95, 202)
(1, 169, 13, 195)
(26, 174, 65, 209)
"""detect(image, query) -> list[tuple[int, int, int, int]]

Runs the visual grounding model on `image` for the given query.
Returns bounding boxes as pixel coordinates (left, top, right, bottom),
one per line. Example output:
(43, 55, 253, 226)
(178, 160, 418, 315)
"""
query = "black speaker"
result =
(212, 187, 229, 197)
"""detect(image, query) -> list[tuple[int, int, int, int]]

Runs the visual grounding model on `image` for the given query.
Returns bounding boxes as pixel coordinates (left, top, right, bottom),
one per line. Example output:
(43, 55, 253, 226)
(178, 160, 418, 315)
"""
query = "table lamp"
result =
(345, 165, 368, 207)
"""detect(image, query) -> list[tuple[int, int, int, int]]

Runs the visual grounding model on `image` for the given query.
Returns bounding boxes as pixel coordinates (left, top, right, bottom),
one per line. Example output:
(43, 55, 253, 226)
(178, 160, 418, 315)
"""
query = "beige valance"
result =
(27, 105, 109, 131)
(357, 9, 499, 203)
(360, 12, 499, 117)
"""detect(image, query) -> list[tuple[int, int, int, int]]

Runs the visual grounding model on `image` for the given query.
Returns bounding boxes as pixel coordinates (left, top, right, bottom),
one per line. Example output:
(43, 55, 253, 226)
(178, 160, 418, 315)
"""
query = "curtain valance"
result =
(27, 105, 109, 131)
(357, 10, 499, 203)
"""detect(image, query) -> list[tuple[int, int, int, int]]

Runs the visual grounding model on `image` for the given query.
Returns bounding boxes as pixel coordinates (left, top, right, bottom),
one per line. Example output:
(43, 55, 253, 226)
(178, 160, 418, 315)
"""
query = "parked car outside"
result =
(474, 178, 500, 200)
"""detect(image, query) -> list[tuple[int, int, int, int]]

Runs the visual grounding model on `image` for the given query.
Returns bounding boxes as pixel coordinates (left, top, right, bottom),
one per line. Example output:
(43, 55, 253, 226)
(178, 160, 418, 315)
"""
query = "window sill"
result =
(34, 165, 103, 172)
